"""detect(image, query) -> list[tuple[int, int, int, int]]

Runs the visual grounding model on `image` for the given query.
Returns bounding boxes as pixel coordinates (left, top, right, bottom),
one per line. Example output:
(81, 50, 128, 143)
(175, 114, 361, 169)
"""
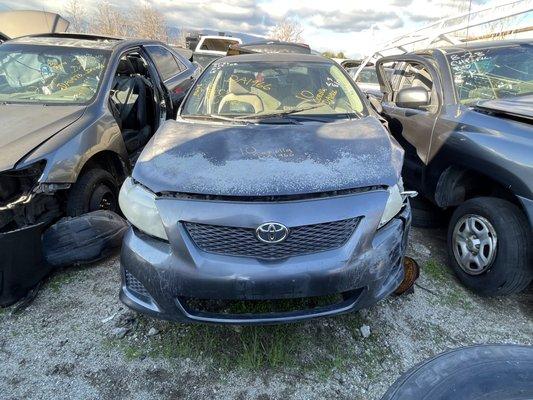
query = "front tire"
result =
(447, 197, 532, 296)
(66, 168, 119, 217)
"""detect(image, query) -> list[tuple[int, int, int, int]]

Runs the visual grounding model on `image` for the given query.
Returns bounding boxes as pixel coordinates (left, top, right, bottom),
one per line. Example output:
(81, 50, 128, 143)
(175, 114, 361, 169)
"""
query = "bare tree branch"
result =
(64, 0, 87, 33)
(270, 17, 304, 43)
(131, 2, 170, 42)
(91, 1, 132, 37)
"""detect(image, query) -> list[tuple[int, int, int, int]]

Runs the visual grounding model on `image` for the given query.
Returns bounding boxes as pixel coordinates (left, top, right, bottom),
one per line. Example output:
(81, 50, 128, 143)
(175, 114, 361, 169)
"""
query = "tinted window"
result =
(145, 45, 181, 81)
(199, 38, 240, 52)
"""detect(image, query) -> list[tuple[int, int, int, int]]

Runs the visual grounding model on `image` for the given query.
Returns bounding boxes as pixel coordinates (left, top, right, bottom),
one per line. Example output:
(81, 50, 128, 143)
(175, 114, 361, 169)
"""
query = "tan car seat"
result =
(218, 77, 264, 114)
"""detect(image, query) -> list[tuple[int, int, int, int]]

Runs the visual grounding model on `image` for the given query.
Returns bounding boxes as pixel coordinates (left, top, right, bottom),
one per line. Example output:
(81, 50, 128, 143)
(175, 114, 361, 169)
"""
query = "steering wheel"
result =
(296, 98, 317, 108)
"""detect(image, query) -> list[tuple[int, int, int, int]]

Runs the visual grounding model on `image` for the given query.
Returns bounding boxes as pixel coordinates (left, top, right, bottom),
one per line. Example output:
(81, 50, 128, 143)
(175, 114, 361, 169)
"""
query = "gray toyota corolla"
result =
(119, 53, 412, 324)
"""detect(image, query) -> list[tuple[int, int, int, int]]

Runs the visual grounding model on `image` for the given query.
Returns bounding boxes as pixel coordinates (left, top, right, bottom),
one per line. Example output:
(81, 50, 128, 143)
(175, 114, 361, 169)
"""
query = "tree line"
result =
(63, 1, 306, 46)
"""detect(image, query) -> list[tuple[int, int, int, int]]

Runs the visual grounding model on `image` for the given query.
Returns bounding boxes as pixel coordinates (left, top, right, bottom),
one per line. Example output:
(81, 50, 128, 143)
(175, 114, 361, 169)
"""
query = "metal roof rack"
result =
(353, 0, 533, 77)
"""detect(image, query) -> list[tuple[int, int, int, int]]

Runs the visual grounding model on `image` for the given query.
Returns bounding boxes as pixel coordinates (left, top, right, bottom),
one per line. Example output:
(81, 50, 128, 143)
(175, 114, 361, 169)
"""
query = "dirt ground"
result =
(1, 226, 532, 400)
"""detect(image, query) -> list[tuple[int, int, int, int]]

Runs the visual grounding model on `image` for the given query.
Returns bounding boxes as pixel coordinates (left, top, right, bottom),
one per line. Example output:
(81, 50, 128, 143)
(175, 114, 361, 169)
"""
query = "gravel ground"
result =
(1, 227, 531, 400)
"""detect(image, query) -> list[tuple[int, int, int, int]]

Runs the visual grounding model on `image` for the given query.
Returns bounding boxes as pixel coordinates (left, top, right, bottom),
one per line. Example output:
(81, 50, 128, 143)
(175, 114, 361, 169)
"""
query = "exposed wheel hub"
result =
(452, 214, 497, 275)
(89, 184, 117, 212)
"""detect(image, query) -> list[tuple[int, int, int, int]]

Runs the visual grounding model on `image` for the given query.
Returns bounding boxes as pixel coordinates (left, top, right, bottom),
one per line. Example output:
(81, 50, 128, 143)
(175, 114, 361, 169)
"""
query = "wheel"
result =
(410, 196, 443, 228)
(447, 197, 532, 296)
(66, 168, 119, 217)
(381, 344, 533, 400)
(43, 210, 129, 267)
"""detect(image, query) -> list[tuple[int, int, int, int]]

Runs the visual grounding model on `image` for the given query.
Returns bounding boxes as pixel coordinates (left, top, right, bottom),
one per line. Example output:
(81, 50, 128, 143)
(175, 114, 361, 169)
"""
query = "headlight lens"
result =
(378, 183, 405, 228)
(119, 177, 168, 240)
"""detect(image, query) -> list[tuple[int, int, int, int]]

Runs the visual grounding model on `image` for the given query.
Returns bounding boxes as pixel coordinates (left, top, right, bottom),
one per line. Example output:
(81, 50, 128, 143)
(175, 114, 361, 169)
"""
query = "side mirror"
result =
(396, 86, 430, 110)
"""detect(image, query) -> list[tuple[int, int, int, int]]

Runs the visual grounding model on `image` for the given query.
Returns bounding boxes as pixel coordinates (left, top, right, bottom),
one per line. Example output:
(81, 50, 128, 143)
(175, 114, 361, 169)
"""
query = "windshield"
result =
(0, 44, 109, 105)
(181, 60, 365, 120)
(354, 68, 378, 84)
(199, 38, 240, 52)
(447, 44, 533, 104)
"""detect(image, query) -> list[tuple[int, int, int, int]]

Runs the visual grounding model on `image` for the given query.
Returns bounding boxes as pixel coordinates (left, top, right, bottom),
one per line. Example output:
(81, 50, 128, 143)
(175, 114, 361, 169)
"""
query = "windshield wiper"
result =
(234, 104, 325, 120)
(182, 114, 247, 123)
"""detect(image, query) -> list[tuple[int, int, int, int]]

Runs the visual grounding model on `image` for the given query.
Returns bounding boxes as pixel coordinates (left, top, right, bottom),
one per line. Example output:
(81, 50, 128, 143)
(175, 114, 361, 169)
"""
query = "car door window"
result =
(145, 45, 181, 81)
(395, 62, 438, 113)
(173, 56, 186, 73)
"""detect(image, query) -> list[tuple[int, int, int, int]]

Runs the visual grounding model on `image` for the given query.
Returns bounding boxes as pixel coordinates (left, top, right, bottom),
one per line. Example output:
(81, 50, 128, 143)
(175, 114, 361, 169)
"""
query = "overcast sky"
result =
(0, 0, 514, 57)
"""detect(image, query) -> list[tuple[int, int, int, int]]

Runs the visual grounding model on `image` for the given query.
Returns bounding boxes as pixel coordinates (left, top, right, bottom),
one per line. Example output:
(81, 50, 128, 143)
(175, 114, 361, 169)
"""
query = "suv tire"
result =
(447, 197, 531, 296)
(410, 196, 443, 228)
(67, 168, 119, 216)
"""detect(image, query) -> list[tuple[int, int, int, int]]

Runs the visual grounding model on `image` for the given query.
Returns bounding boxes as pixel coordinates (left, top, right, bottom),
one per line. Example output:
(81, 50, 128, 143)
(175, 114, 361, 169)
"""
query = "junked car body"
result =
(227, 40, 312, 56)
(0, 10, 69, 40)
(119, 53, 412, 324)
(0, 33, 199, 305)
(350, 66, 393, 100)
(376, 39, 532, 295)
(187, 34, 242, 67)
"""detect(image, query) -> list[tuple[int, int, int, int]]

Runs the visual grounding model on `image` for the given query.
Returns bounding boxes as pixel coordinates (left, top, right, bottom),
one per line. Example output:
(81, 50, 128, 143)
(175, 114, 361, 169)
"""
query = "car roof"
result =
(6, 33, 166, 51)
(422, 38, 532, 54)
(216, 53, 332, 63)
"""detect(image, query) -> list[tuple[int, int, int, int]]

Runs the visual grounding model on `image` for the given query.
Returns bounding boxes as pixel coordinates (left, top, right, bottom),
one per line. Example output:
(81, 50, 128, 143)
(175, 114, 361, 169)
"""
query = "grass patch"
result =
(107, 310, 391, 378)
(423, 260, 475, 310)
(149, 322, 301, 370)
(47, 271, 76, 293)
(423, 259, 450, 283)
(358, 334, 394, 379)
(439, 289, 474, 310)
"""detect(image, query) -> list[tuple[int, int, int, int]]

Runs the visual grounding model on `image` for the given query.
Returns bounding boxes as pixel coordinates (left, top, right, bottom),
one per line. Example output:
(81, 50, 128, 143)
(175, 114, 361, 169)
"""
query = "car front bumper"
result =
(120, 191, 411, 324)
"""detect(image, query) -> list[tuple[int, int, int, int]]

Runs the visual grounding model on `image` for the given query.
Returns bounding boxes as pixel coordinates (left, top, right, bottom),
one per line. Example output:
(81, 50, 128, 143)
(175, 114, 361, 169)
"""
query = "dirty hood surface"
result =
(475, 95, 533, 121)
(134, 116, 403, 197)
(0, 104, 85, 171)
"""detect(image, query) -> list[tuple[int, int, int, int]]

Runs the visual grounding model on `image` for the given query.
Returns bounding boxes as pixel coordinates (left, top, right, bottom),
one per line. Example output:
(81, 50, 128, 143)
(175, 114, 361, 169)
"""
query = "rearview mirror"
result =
(396, 87, 430, 110)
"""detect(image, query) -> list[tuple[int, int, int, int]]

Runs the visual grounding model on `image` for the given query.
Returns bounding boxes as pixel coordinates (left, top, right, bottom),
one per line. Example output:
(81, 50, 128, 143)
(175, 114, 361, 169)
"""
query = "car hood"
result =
(474, 95, 533, 121)
(0, 104, 86, 171)
(134, 116, 403, 197)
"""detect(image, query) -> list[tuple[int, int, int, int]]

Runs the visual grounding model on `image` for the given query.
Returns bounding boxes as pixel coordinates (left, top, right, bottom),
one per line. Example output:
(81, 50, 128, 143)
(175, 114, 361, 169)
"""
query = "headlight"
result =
(119, 177, 168, 240)
(0, 160, 46, 208)
(378, 184, 405, 228)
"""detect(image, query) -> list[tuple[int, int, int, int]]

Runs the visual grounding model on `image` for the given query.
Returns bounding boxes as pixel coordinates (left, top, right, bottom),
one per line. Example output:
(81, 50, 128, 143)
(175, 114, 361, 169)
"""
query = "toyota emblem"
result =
(255, 222, 289, 243)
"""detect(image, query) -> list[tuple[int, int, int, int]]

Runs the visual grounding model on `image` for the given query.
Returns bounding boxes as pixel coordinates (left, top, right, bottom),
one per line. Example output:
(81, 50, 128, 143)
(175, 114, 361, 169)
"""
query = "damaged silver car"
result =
(0, 33, 199, 305)
(119, 53, 412, 324)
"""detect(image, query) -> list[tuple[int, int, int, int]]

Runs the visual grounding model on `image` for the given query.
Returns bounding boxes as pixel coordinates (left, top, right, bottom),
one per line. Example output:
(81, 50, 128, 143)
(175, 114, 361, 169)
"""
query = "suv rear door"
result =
(376, 55, 443, 192)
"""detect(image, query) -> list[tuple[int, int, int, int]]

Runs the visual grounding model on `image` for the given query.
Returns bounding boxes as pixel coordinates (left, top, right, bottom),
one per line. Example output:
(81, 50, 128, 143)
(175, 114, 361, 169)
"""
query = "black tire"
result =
(66, 168, 119, 217)
(410, 197, 443, 228)
(381, 344, 533, 400)
(43, 210, 129, 267)
(447, 197, 532, 296)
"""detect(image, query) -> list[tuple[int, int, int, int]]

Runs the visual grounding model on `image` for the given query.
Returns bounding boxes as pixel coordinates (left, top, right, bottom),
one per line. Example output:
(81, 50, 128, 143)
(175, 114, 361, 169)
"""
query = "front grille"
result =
(183, 217, 360, 260)
(124, 270, 150, 298)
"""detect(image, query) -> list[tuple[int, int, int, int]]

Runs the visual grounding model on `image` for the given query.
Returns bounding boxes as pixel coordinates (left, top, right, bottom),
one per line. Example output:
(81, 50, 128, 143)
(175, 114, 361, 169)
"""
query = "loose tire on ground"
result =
(43, 210, 129, 267)
(447, 197, 532, 296)
(381, 344, 533, 400)
(66, 168, 119, 217)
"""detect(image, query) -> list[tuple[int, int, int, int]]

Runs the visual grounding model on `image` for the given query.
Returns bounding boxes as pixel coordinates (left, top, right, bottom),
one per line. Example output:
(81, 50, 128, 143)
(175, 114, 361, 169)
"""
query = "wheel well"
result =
(435, 166, 522, 210)
(78, 151, 129, 183)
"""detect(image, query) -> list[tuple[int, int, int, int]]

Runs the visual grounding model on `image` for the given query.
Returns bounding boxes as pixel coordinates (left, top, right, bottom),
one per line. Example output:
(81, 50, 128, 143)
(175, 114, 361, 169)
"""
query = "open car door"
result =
(144, 45, 198, 118)
(376, 55, 443, 191)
